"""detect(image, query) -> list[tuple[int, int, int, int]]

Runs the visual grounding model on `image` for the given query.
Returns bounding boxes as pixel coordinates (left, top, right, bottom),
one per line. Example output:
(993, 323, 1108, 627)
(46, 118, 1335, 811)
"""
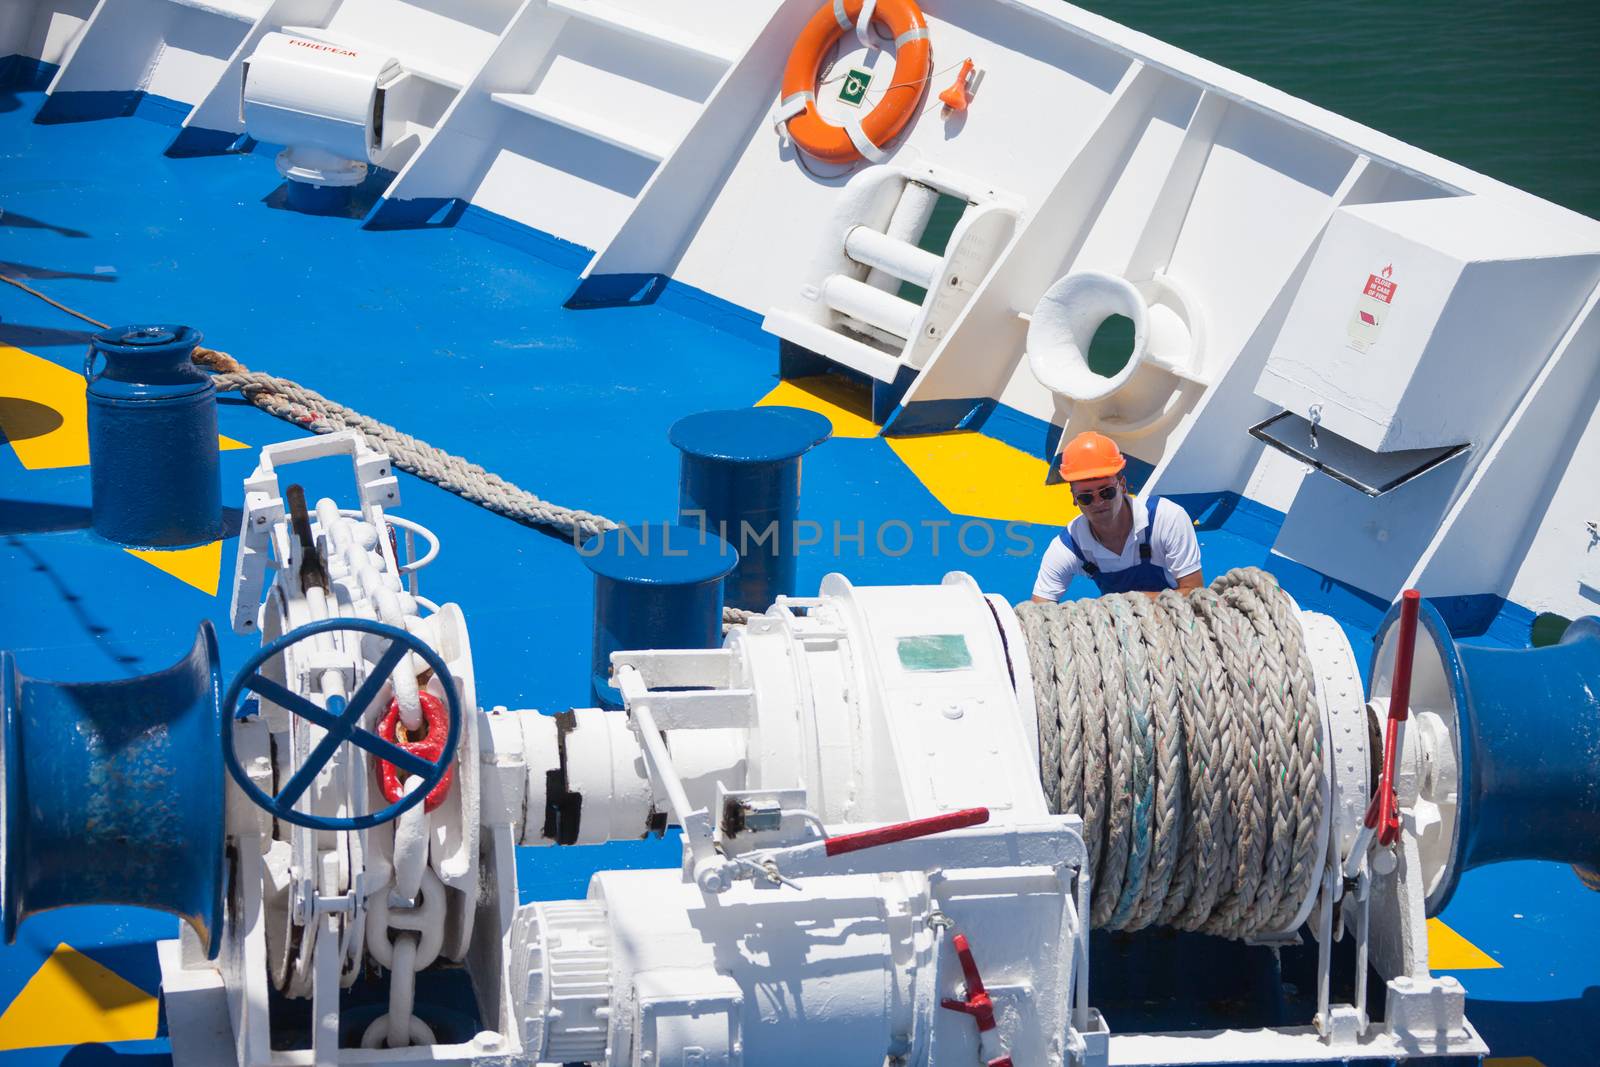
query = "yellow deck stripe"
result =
(126, 539, 224, 595)
(0, 345, 245, 470)
(757, 375, 878, 439)
(888, 431, 1080, 526)
(1427, 917, 1501, 970)
(0, 944, 158, 1050)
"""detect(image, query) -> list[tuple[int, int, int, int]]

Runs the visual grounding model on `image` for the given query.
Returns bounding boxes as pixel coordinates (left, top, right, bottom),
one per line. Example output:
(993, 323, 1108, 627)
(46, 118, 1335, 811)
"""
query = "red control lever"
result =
(823, 807, 989, 857)
(940, 932, 1014, 1067)
(1364, 589, 1420, 848)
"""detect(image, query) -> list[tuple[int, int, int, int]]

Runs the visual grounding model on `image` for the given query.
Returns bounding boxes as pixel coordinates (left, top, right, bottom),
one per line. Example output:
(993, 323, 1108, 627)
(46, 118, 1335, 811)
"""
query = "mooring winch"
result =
(3, 429, 1598, 1067)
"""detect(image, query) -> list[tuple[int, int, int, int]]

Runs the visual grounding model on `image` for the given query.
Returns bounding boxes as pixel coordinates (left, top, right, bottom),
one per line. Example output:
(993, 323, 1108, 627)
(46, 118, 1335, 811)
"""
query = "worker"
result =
(1032, 431, 1203, 602)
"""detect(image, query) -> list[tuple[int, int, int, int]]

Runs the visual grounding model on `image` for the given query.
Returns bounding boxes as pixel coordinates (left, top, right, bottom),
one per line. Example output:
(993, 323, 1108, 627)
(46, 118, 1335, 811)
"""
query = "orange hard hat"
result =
(1058, 431, 1126, 482)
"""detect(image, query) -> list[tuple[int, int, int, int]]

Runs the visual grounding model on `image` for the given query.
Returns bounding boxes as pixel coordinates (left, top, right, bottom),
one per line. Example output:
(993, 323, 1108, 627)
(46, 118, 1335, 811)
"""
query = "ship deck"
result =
(1, 89, 1595, 1066)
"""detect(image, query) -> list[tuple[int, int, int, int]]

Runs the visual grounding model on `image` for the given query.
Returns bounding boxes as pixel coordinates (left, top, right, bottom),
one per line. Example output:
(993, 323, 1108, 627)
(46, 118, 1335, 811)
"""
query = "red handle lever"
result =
(941, 933, 997, 1028)
(1364, 589, 1420, 848)
(940, 933, 1014, 1067)
(823, 807, 989, 857)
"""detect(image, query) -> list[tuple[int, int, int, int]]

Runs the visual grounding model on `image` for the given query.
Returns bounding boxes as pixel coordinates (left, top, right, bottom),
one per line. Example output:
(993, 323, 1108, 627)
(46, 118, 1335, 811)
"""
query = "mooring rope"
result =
(192, 350, 759, 627)
(1016, 568, 1322, 939)
(0, 274, 755, 624)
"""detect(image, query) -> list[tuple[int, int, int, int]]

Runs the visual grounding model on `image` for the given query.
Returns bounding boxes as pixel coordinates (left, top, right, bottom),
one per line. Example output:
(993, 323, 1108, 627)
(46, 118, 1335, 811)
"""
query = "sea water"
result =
(1075, 0, 1600, 220)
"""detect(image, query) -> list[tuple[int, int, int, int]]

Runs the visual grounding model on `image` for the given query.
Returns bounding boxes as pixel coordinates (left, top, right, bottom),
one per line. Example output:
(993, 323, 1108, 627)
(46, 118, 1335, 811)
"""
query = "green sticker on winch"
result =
(896, 634, 973, 672)
(839, 68, 872, 107)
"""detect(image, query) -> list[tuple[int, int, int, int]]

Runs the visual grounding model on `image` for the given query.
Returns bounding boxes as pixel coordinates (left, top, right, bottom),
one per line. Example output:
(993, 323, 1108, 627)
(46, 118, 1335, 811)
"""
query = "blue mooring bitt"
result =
(2, 623, 226, 957)
(670, 406, 833, 611)
(1373, 603, 1600, 913)
(85, 324, 222, 547)
(581, 522, 738, 709)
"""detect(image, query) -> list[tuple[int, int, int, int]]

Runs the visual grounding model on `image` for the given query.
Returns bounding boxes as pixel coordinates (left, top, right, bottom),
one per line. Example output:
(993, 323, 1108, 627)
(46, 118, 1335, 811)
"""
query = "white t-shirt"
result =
(1032, 497, 1202, 601)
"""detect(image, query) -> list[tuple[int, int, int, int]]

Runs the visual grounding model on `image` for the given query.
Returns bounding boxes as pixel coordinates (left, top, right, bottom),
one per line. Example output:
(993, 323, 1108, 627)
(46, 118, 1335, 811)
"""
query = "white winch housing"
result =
(160, 435, 1486, 1067)
(492, 572, 1084, 1066)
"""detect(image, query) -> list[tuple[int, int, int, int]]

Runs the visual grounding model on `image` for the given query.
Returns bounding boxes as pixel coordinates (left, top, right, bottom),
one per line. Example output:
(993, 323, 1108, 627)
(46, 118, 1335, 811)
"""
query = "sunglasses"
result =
(1074, 486, 1120, 506)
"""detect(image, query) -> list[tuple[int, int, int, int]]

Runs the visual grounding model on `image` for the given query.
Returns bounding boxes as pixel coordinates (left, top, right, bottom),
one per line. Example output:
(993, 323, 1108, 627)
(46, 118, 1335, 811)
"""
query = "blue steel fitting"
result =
(580, 522, 738, 709)
(85, 324, 222, 548)
(669, 406, 832, 612)
(2, 623, 226, 957)
(1372, 603, 1600, 914)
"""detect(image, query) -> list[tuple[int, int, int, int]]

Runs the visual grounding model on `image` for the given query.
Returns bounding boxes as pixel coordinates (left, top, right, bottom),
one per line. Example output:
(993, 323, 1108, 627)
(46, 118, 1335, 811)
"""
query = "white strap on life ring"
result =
(894, 25, 929, 49)
(771, 90, 814, 146)
(844, 117, 887, 163)
(855, 0, 878, 49)
(833, 0, 887, 51)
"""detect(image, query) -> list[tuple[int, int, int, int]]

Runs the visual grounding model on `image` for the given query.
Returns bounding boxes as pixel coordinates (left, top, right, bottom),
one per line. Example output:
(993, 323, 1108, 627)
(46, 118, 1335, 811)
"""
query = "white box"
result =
(1257, 195, 1600, 452)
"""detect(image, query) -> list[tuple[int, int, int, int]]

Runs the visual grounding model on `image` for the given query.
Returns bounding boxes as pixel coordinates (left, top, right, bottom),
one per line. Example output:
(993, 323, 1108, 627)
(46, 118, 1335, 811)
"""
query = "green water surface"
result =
(1073, 0, 1600, 220)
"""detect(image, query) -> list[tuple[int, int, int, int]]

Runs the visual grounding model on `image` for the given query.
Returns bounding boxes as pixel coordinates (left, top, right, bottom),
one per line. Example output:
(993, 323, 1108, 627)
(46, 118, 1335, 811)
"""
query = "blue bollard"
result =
(1372, 603, 1600, 913)
(85, 324, 222, 547)
(2, 623, 226, 956)
(580, 522, 737, 709)
(669, 407, 832, 611)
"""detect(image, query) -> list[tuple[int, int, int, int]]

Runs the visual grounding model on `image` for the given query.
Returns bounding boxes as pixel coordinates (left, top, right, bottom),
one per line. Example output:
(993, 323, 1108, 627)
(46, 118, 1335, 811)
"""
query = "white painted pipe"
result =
(562, 708, 654, 844)
(865, 179, 940, 292)
(821, 274, 918, 339)
(844, 226, 942, 291)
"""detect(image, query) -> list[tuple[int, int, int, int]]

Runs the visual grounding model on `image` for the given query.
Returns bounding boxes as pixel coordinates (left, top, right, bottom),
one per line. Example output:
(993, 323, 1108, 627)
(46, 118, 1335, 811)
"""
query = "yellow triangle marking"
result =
(1428, 917, 1501, 970)
(0, 344, 90, 469)
(126, 539, 223, 595)
(0, 345, 246, 469)
(757, 375, 878, 439)
(888, 431, 1082, 526)
(0, 943, 158, 1050)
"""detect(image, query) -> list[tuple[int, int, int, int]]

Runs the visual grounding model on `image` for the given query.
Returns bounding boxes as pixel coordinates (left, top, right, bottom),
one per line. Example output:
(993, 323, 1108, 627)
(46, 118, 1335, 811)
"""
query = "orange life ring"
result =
(779, 0, 931, 165)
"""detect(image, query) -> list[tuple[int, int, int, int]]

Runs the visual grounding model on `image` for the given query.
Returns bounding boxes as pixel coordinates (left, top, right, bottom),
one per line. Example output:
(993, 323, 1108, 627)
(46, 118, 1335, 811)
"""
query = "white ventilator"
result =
(165, 436, 1486, 1067)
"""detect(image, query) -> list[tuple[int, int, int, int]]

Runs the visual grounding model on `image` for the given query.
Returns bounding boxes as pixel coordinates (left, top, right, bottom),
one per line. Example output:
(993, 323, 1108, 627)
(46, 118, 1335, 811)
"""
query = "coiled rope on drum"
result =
(1016, 568, 1322, 939)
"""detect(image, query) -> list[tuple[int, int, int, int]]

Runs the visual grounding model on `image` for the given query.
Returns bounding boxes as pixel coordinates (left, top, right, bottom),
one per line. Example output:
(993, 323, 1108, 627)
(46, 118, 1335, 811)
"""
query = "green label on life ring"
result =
(839, 68, 872, 107)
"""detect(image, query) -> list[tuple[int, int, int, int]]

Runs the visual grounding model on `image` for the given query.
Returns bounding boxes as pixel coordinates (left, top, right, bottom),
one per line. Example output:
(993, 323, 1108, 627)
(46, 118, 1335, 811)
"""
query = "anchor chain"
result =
(361, 787, 444, 1048)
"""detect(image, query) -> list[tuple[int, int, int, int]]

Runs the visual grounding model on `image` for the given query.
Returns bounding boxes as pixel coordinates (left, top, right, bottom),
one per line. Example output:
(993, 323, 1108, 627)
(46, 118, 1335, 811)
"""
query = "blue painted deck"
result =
(1, 90, 1596, 1065)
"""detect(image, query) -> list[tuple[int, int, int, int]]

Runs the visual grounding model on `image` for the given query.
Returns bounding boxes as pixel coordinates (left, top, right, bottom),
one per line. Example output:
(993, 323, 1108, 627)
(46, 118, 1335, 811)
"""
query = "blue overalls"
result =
(1056, 497, 1172, 595)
